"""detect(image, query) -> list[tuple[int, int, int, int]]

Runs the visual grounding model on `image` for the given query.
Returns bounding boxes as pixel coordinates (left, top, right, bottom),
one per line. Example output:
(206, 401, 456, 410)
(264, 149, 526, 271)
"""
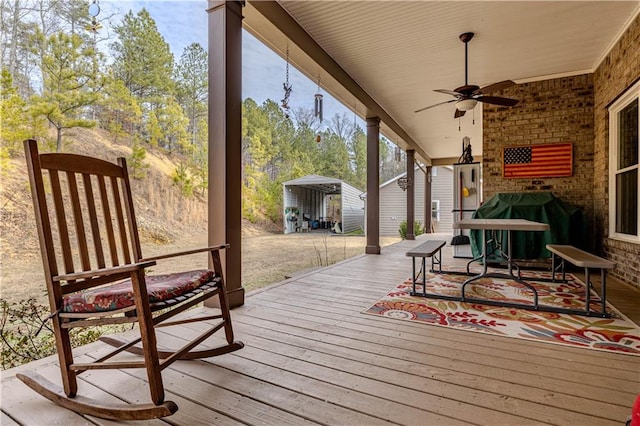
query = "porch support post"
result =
(207, 0, 244, 307)
(425, 166, 433, 233)
(406, 149, 415, 240)
(366, 116, 380, 254)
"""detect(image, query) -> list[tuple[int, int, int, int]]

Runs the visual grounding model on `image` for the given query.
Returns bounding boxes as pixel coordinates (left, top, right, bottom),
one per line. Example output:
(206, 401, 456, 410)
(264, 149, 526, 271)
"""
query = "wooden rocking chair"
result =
(18, 139, 243, 420)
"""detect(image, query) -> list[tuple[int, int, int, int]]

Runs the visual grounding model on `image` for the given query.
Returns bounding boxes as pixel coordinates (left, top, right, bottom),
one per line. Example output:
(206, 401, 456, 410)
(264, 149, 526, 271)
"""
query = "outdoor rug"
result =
(363, 268, 640, 356)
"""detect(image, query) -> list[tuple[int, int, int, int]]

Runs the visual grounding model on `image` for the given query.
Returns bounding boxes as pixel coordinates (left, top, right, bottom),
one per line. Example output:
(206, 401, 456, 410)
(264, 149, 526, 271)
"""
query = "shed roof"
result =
(283, 174, 344, 194)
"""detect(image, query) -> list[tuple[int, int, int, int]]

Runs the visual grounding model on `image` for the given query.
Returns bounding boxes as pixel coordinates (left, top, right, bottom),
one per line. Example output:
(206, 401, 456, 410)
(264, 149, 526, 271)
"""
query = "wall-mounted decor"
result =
(503, 143, 573, 178)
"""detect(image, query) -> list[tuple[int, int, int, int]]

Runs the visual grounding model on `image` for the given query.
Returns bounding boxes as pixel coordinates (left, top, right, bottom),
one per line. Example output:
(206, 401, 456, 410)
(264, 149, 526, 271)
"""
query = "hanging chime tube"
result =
(315, 93, 323, 122)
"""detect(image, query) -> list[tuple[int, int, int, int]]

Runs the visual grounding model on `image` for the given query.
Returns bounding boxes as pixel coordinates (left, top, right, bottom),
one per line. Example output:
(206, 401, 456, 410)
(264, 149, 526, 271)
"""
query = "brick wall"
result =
(481, 14, 640, 289)
(593, 13, 640, 288)
(482, 74, 595, 236)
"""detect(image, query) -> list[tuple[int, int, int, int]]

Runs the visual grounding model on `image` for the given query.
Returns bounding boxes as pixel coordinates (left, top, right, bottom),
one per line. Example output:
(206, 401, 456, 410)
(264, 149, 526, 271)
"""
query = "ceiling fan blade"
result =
(433, 89, 461, 96)
(414, 99, 457, 113)
(473, 80, 515, 95)
(454, 109, 466, 118)
(477, 96, 519, 107)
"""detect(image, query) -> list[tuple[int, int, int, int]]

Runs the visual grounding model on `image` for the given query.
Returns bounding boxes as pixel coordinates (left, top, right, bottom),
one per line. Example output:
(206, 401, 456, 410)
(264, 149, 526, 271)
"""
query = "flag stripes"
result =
(503, 143, 572, 178)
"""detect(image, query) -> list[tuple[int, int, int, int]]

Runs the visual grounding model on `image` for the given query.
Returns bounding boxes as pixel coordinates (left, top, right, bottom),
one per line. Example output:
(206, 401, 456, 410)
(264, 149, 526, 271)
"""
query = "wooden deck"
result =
(2, 236, 639, 425)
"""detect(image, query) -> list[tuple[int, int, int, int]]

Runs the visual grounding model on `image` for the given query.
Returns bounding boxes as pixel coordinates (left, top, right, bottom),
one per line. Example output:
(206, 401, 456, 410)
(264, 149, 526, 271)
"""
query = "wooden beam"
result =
(366, 117, 381, 254)
(207, 1, 245, 308)
(406, 150, 415, 240)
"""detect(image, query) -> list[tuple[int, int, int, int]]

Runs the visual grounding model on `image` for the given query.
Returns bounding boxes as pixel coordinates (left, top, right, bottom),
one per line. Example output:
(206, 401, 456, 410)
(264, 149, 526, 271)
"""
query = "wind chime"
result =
(314, 75, 323, 143)
(281, 45, 292, 119)
(86, 0, 102, 33)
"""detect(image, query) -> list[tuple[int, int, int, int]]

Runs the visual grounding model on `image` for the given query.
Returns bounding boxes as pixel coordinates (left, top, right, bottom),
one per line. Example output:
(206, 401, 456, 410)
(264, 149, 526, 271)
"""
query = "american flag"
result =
(503, 143, 573, 178)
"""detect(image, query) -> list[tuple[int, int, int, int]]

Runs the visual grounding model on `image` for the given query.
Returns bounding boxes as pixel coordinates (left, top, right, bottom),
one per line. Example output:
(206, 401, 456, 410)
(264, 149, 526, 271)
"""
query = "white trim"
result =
(608, 79, 640, 243)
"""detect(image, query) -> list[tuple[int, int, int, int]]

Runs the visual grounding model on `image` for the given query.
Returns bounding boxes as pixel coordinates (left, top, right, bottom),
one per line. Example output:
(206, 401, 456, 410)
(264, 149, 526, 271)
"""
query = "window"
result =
(431, 200, 440, 222)
(609, 80, 640, 242)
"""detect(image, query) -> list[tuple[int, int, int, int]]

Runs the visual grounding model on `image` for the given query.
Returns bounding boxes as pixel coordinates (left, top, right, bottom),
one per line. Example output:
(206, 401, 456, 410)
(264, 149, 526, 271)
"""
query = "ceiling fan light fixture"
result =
(456, 98, 478, 111)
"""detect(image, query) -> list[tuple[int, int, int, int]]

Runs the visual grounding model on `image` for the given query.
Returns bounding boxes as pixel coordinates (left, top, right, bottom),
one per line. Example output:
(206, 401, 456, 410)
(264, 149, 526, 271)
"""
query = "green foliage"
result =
(29, 31, 102, 152)
(129, 137, 150, 179)
(175, 43, 208, 148)
(399, 220, 425, 240)
(111, 9, 175, 103)
(0, 69, 32, 156)
(155, 98, 190, 152)
(0, 298, 122, 370)
(99, 76, 142, 143)
(172, 162, 194, 197)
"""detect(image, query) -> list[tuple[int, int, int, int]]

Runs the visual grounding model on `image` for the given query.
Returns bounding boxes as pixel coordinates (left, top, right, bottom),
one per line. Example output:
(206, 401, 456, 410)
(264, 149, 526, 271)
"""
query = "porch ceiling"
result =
(243, 1, 639, 163)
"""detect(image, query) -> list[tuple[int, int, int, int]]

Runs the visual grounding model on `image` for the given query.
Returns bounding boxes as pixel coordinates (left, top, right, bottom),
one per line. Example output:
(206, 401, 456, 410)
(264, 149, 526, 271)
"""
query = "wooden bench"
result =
(406, 240, 447, 296)
(546, 244, 615, 317)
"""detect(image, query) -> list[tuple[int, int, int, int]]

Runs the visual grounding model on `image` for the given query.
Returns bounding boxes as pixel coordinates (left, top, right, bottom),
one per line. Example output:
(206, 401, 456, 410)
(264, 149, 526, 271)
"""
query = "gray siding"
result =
(378, 166, 454, 236)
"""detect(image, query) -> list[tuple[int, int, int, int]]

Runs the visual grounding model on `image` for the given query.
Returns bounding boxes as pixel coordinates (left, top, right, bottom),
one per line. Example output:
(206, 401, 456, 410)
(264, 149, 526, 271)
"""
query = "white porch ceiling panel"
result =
(244, 1, 639, 161)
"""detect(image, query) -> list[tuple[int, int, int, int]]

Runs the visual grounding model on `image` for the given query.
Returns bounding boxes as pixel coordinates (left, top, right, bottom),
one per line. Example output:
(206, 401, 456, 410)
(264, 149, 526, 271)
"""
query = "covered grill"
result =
(471, 192, 588, 259)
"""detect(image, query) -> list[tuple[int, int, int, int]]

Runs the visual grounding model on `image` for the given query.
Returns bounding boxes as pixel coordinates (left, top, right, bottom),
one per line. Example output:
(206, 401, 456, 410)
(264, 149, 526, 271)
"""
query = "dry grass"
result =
(1, 229, 400, 304)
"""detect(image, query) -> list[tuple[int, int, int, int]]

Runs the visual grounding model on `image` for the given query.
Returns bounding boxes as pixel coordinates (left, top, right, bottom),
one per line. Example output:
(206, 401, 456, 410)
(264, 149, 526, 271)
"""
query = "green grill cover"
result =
(471, 192, 588, 260)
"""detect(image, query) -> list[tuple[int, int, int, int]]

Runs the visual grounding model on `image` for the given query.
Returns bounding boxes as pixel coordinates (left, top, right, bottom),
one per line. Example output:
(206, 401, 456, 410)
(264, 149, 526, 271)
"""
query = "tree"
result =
(0, 68, 35, 156)
(97, 75, 142, 143)
(155, 97, 189, 153)
(128, 136, 149, 179)
(379, 137, 405, 183)
(175, 42, 207, 149)
(111, 8, 175, 106)
(349, 125, 367, 190)
(29, 31, 102, 152)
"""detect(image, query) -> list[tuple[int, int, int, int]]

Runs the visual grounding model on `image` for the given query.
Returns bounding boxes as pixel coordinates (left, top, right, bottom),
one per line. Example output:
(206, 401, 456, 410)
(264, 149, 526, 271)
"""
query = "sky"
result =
(100, 0, 358, 130)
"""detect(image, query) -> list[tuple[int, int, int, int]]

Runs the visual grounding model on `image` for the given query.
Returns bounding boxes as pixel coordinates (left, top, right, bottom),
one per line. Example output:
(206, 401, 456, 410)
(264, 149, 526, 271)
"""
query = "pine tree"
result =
(175, 42, 207, 149)
(111, 9, 175, 106)
(29, 31, 102, 152)
(0, 68, 35, 156)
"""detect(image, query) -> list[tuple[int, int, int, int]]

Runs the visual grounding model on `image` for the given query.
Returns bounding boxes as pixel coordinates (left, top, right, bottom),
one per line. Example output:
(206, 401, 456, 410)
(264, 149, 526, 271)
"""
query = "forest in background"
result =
(1, 0, 407, 226)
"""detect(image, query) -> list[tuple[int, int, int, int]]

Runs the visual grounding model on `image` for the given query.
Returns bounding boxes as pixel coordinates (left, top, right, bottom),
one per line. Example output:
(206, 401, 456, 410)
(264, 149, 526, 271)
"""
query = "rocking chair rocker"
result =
(18, 139, 243, 420)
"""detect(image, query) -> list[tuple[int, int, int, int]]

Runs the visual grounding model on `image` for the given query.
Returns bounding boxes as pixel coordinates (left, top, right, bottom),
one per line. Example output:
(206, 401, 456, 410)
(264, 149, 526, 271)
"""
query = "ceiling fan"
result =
(414, 32, 519, 118)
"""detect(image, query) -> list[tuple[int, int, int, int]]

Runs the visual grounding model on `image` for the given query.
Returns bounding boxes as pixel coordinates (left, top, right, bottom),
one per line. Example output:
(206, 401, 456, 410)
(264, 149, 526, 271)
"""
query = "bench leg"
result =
(601, 269, 607, 317)
(422, 256, 427, 296)
(431, 250, 442, 274)
(412, 257, 417, 295)
(585, 267, 591, 315)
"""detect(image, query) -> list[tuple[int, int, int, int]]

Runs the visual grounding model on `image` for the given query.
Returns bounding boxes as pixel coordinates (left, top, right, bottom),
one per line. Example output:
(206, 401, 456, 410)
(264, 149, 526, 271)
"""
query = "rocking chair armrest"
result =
(140, 244, 230, 262)
(53, 261, 157, 282)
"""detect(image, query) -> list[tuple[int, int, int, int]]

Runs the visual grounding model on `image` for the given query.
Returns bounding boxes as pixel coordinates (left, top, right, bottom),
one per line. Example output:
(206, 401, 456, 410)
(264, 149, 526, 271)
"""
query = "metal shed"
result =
(282, 175, 364, 234)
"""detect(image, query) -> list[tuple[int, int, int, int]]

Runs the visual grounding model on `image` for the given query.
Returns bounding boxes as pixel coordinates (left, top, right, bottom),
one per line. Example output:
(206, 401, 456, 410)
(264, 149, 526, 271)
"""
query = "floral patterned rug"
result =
(363, 268, 640, 356)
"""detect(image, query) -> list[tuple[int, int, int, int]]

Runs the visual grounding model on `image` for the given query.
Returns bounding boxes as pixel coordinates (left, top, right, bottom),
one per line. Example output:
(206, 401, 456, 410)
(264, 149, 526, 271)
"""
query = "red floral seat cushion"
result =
(63, 269, 215, 313)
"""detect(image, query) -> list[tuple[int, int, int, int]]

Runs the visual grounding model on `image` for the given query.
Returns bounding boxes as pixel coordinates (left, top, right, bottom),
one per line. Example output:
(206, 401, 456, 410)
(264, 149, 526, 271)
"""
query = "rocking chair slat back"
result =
(82, 173, 106, 269)
(110, 174, 133, 265)
(97, 175, 120, 267)
(67, 170, 91, 271)
(25, 140, 142, 296)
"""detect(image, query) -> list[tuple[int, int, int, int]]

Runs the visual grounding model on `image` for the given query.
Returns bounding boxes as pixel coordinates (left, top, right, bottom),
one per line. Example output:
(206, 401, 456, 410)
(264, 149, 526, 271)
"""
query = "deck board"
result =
(2, 237, 639, 425)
